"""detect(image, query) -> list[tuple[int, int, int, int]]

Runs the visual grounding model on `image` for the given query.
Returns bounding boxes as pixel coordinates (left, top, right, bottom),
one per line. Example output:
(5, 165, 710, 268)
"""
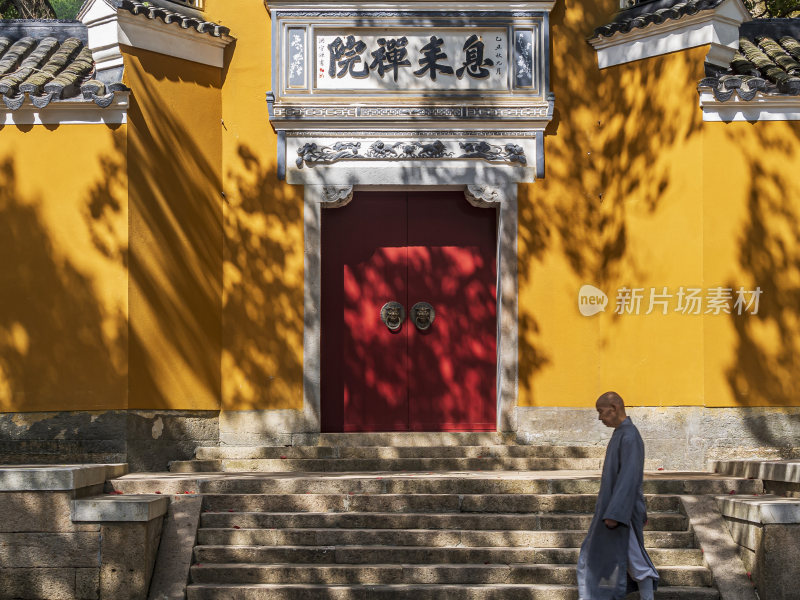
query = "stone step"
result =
(192, 545, 704, 566)
(170, 457, 608, 473)
(108, 473, 761, 497)
(190, 563, 712, 586)
(317, 433, 511, 447)
(196, 528, 695, 549)
(200, 510, 689, 531)
(199, 493, 683, 514)
(713, 458, 800, 483)
(186, 583, 719, 599)
(195, 445, 607, 460)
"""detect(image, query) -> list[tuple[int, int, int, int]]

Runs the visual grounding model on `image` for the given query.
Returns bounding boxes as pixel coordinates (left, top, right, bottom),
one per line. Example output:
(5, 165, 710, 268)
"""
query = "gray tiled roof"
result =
(0, 22, 127, 110)
(699, 19, 800, 100)
(593, 0, 726, 38)
(117, 0, 230, 37)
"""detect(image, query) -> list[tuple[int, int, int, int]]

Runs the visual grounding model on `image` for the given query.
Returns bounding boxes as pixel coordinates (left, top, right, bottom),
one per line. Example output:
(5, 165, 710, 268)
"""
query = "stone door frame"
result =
(303, 182, 519, 433)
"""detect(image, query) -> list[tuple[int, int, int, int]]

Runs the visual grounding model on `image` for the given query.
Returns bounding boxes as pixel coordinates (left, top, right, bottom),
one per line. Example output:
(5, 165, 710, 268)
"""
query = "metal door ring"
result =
(411, 302, 435, 331)
(380, 301, 406, 331)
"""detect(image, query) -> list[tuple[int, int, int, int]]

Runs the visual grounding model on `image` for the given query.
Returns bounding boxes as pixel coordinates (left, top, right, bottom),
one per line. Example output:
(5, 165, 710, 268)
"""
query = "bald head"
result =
(596, 391, 625, 409)
(596, 391, 627, 428)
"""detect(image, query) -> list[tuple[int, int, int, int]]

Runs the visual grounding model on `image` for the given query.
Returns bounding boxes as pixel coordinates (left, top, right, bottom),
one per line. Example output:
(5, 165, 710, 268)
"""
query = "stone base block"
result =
(100, 519, 164, 600)
(0, 411, 219, 472)
(718, 495, 800, 600)
(0, 489, 103, 532)
(0, 567, 99, 600)
(0, 532, 100, 568)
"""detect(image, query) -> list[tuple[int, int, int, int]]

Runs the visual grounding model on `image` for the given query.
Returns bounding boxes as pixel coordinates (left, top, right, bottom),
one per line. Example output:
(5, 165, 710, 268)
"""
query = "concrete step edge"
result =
(195, 446, 608, 458)
(193, 544, 703, 553)
(199, 510, 681, 516)
(195, 529, 696, 548)
(190, 562, 712, 571)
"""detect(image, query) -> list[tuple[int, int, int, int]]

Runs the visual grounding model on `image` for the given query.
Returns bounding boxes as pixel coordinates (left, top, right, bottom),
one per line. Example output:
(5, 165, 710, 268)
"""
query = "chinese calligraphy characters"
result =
(456, 34, 494, 79)
(414, 36, 454, 80)
(324, 33, 504, 83)
(328, 35, 370, 78)
(369, 37, 411, 82)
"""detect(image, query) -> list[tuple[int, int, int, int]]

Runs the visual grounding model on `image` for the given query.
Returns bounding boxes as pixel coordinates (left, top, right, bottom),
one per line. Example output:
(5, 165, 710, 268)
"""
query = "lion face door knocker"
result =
(411, 302, 435, 331)
(380, 301, 406, 332)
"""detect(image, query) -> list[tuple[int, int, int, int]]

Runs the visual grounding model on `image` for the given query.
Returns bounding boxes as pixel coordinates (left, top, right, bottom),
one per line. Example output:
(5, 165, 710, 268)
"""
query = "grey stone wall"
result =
(0, 486, 104, 599)
(0, 411, 219, 472)
(515, 406, 800, 471)
(1, 406, 798, 472)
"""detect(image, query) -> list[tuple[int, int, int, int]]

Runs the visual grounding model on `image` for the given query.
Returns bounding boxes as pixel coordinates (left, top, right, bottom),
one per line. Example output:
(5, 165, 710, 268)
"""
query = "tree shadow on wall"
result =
(112, 66, 224, 412)
(0, 157, 126, 413)
(517, 0, 705, 392)
(724, 122, 800, 452)
(222, 144, 304, 412)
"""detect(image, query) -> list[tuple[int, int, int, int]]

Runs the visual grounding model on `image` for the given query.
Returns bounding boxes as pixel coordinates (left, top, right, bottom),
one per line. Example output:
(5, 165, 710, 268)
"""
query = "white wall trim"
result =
(0, 93, 130, 125)
(80, 0, 231, 70)
(699, 91, 800, 122)
(80, 0, 125, 72)
(116, 11, 230, 68)
(589, 0, 750, 69)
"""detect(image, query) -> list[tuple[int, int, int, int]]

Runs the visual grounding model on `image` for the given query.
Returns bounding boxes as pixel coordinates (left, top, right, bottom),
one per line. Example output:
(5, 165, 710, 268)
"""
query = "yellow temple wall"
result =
(1, 0, 798, 420)
(214, 2, 306, 412)
(518, 3, 710, 408)
(124, 46, 224, 411)
(0, 124, 128, 412)
(199, 0, 800, 412)
(702, 120, 800, 408)
(517, 1, 800, 409)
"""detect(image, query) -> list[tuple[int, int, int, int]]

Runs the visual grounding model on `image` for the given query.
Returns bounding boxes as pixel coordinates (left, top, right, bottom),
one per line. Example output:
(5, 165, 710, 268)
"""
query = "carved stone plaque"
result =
(266, 1, 556, 182)
(314, 30, 510, 92)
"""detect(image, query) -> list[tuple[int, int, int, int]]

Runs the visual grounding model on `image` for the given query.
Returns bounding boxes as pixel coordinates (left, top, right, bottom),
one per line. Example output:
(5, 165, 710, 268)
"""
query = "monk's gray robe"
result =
(577, 417, 659, 599)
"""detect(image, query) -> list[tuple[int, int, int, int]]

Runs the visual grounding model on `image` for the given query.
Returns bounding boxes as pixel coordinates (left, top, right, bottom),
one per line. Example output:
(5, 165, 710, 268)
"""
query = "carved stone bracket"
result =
(465, 184, 503, 208)
(321, 185, 354, 207)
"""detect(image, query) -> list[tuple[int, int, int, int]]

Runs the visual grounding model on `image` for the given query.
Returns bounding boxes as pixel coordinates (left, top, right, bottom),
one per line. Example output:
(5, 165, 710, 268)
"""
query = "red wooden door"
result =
(321, 191, 496, 432)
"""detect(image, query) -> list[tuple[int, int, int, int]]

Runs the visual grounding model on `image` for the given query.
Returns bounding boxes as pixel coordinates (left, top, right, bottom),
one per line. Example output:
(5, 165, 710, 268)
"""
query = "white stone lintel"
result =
(700, 91, 800, 122)
(589, 0, 750, 69)
(289, 161, 535, 185)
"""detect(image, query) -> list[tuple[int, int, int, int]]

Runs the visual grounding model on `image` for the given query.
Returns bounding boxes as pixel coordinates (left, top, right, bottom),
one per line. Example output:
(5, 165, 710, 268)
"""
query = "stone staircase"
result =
(130, 433, 761, 599)
(169, 433, 614, 473)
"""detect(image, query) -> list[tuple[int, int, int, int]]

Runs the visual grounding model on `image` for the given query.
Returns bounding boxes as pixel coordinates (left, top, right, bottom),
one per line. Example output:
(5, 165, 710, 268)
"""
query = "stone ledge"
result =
(713, 459, 800, 483)
(72, 495, 168, 522)
(679, 495, 758, 600)
(0, 464, 128, 491)
(716, 494, 800, 524)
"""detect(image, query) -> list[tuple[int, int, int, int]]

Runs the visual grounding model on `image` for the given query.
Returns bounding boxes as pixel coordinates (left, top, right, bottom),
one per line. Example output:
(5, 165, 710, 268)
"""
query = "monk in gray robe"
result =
(577, 391, 659, 599)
